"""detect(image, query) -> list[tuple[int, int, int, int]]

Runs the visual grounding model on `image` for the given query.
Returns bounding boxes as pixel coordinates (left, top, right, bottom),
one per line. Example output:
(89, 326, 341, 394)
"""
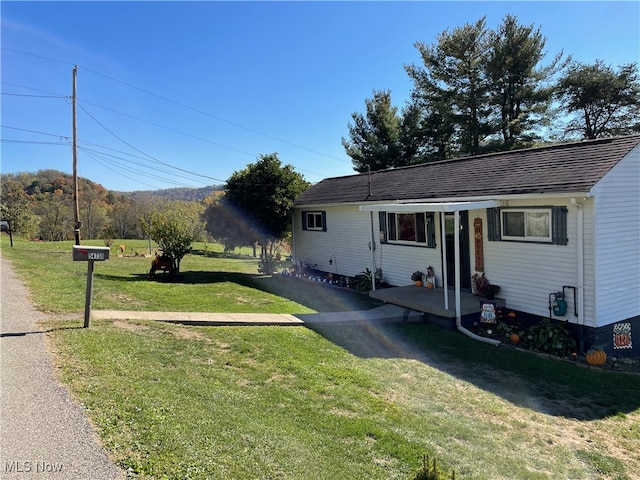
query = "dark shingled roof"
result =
(295, 135, 640, 206)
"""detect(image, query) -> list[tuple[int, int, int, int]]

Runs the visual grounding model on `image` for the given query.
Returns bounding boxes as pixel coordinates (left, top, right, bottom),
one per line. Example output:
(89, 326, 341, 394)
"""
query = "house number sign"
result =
(474, 217, 483, 272)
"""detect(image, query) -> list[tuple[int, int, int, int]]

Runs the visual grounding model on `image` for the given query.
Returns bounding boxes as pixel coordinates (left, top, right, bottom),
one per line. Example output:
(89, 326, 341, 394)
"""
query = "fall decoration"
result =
(586, 349, 607, 366)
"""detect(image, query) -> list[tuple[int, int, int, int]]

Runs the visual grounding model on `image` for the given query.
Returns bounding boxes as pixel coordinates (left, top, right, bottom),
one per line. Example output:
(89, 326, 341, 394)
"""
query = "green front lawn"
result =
(2, 237, 639, 479)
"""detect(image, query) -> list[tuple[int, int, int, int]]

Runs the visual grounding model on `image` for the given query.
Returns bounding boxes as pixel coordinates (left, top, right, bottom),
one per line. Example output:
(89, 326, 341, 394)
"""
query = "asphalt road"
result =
(0, 257, 123, 480)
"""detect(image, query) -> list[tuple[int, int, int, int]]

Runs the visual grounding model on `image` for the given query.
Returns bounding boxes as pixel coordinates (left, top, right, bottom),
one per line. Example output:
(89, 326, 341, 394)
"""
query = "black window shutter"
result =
(552, 206, 568, 245)
(487, 208, 501, 241)
(322, 211, 327, 232)
(378, 211, 387, 243)
(301, 211, 308, 231)
(426, 212, 436, 248)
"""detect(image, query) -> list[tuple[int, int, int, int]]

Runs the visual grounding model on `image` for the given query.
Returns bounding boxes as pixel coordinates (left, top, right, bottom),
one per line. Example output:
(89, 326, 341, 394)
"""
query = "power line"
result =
(1, 47, 75, 67)
(78, 99, 258, 158)
(76, 102, 227, 183)
(78, 145, 213, 184)
(2, 47, 351, 164)
(1, 92, 65, 99)
(84, 151, 169, 190)
(1, 125, 71, 141)
(1, 123, 224, 185)
(0, 81, 66, 97)
(83, 149, 202, 189)
(1, 139, 69, 146)
(82, 66, 351, 164)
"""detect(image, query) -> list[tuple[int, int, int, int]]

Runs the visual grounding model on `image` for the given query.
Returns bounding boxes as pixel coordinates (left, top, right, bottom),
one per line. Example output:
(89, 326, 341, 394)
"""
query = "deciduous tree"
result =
(0, 179, 38, 237)
(205, 154, 309, 269)
(140, 200, 205, 274)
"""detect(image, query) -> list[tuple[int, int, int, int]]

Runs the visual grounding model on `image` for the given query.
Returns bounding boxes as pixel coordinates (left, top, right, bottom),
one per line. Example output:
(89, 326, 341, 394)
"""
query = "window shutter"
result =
(426, 212, 436, 248)
(487, 208, 501, 241)
(322, 211, 327, 232)
(378, 211, 387, 243)
(552, 206, 568, 245)
(301, 211, 308, 231)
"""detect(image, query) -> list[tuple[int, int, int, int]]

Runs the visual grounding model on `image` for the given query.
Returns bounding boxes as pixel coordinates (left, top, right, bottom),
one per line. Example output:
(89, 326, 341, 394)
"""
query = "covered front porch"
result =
(360, 200, 503, 325)
(369, 285, 484, 320)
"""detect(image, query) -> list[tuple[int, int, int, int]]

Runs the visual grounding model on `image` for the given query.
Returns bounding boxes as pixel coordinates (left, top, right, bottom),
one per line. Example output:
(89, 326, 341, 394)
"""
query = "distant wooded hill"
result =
(118, 185, 224, 201)
(1, 169, 224, 240)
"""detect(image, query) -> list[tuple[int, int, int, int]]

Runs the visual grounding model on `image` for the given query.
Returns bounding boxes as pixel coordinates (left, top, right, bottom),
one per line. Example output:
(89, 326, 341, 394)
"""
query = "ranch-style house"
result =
(292, 135, 640, 357)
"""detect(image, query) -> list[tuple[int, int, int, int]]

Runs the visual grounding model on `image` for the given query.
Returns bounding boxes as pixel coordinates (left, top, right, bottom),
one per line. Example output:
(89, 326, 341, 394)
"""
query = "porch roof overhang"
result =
(358, 199, 503, 213)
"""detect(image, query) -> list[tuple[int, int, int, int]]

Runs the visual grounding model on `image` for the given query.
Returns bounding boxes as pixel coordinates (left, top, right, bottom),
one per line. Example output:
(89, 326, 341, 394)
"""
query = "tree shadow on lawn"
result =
(306, 319, 640, 421)
(95, 270, 383, 313)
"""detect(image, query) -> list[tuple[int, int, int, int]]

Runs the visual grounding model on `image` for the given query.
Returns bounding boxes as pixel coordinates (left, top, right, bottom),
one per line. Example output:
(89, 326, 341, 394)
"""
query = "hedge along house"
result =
(292, 135, 640, 357)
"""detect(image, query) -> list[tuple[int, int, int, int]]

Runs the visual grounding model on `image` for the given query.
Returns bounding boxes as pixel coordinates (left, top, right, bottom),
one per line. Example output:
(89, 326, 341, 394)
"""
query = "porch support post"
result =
(454, 210, 461, 324)
(440, 212, 449, 310)
(369, 212, 376, 291)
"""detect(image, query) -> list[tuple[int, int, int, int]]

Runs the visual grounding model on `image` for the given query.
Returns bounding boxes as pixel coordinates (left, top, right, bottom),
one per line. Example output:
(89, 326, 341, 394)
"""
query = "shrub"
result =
(411, 454, 455, 480)
(351, 268, 384, 293)
(523, 318, 576, 357)
(258, 253, 279, 275)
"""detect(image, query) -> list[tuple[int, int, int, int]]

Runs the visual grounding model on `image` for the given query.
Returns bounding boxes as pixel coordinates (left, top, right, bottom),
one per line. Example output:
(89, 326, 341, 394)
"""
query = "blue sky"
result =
(2, 1, 639, 192)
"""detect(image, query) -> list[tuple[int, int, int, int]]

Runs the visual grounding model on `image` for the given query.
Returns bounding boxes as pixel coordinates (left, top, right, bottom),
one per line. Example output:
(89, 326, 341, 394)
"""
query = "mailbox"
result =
(73, 245, 110, 262)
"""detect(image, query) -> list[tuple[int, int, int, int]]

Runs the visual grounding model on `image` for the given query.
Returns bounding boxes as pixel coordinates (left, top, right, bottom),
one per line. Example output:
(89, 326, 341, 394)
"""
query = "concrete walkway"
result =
(91, 303, 416, 326)
(0, 258, 124, 480)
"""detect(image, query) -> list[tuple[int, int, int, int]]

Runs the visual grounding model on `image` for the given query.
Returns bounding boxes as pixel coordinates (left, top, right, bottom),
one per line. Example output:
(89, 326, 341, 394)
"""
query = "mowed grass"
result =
(0, 238, 373, 314)
(2, 237, 640, 479)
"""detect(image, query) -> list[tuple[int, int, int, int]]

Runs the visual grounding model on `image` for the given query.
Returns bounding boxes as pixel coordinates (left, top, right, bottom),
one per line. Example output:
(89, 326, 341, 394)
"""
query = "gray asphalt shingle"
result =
(295, 135, 640, 206)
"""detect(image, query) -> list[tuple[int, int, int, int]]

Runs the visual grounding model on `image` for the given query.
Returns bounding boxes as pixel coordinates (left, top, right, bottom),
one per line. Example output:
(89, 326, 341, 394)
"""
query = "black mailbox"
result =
(73, 245, 110, 262)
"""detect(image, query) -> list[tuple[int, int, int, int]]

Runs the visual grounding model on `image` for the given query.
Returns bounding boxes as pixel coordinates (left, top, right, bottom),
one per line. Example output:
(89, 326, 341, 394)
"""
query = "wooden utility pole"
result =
(72, 65, 81, 245)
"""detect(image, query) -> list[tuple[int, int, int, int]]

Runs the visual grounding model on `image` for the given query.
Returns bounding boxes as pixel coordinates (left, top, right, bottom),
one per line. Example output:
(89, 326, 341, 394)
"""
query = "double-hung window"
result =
(501, 209, 552, 242)
(302, 211, 326, 231)
(380, 211, 436, 247)
(487, 206, 567, 245)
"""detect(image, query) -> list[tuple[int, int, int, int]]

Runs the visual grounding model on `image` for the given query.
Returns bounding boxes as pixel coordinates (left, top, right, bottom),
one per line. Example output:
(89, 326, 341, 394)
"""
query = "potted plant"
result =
(411, 271, 424, 287)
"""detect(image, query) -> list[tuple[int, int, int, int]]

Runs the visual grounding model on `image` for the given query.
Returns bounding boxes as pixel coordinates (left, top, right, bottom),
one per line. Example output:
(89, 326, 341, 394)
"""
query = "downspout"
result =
(453, 209, 500, 346)
(291, 212, 296, 266)
(440, 212, 449, 310)
(571, 198, 585, 353)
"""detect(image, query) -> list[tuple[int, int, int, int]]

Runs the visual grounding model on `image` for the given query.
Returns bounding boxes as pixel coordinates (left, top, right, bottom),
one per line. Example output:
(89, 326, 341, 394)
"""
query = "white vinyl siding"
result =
(293, 205, 376, 277)
(481, 199, 586, 322)
(293, 206, 444, 287)
(590, 144, 640, 326)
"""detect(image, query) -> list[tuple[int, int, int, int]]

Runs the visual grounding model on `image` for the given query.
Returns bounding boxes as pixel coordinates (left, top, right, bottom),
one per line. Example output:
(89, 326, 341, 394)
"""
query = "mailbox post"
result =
(72, 245, 110, 328)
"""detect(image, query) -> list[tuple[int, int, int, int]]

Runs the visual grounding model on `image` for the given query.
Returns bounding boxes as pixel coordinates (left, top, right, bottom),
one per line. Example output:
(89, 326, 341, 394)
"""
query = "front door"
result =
(444, 211, 471, 289)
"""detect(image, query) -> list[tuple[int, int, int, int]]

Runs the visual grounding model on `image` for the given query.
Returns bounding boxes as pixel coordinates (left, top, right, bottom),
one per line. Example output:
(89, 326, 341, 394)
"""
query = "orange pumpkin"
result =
(586, 350, 607, 366)
(509, 334, 520, 344)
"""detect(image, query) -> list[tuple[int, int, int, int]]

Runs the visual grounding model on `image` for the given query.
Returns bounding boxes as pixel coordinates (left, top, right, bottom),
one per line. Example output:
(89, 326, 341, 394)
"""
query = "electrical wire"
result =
(2, 48, 351, 164)
(1, 92, 66, 98)
(77, 99, 258, 158)
(83, 149, 201, 188)
(76, 102, 227, 183)
(1, 125, 71, 141)
(0, 81, 66, 97)
(78, 145, 212, 184)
